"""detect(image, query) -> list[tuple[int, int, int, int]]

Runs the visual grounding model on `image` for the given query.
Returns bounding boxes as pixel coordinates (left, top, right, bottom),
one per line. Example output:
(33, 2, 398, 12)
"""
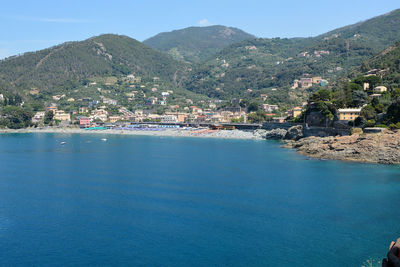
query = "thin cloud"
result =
(198, 19, 211, 26)
(5, 15, 93, 23)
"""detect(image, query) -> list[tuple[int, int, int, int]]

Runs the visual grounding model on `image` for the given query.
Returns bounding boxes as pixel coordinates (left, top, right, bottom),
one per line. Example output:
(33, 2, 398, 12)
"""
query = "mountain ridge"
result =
(183, 9, 400, 100)
(0, 34, 187, 94)
(1, 9, 400, 110)
(143, 25, 256, 62)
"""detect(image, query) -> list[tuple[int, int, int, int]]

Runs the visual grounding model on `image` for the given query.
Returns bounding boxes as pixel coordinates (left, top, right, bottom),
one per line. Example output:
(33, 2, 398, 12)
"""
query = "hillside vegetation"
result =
(1, 9, 400, 114)
(0, 34, 187, 94)
(144, 25, 255, 62)
(184, 9, 400, 102)
(320, 9, 400, 51)
(300, 41, 400, 128)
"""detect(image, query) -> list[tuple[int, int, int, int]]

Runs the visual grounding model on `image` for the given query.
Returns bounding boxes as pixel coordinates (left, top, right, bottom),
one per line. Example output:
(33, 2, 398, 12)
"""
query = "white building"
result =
(54, 110, 71, 121)
(261, 104, 279, 112)
(374, 86, 387, 93)
(32, 111, 46, 123)
(161, 115, 178, 123)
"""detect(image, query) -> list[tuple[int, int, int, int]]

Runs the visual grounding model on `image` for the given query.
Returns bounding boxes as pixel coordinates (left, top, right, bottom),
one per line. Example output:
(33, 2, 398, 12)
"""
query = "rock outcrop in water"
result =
(259, 125, 304, 141)
(253, 129, 268, 139)
(265, 128, 287, 139)
(284, 130, 400, 164)
(285, 125, 304, 141)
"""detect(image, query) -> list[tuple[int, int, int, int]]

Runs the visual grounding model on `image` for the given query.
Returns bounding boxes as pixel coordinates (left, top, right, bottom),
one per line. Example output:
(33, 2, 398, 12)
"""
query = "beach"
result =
(0, 127, 261, 140)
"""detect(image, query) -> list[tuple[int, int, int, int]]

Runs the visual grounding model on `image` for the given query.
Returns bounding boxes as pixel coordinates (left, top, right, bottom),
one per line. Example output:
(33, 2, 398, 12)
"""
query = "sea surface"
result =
(0, 133, 400, 266)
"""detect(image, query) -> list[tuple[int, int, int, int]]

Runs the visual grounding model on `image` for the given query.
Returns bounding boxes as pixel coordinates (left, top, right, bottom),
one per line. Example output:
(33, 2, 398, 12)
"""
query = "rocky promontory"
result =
(283, 130, 400, 164)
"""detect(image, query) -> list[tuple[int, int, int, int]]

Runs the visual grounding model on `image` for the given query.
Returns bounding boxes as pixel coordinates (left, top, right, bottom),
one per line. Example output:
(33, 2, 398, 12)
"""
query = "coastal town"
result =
(0, 10, 398, 164)
(22, 70, 389, 131)
(2, 3, 400, 267)
(25, 73, 296, 129)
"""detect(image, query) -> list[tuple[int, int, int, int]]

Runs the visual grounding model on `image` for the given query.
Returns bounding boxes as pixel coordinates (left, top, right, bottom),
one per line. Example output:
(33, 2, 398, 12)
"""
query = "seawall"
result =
(262, 122, 350, 137)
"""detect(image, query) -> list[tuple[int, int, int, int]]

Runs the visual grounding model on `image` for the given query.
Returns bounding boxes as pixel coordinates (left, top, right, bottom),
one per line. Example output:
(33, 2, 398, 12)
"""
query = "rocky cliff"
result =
(284, 130, 400, 164)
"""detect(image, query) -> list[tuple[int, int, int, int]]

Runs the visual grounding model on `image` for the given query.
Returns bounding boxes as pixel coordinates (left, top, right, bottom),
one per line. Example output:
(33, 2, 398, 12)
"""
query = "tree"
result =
(392, 88, 400, 101)
(360, 61, 371, 73)
(310, 89, 331, 102)
(3, 93, 23, 106)
(43, 111, 54, 125)
(351, 90, 368, 107)
(231, 117, 244, 123)
(374, 103, 385, 114)
(341, 82, 363, 107)
(360, 105, 377, 121)
(354, 116, 365, 127)
(0, 106, 33, 129)
(365, 120, 376, 127)
(247, 111, 267, 123)
(314, 102, 335, 121)
(386, 100, 400, 124)
(247, 102, 260, 113)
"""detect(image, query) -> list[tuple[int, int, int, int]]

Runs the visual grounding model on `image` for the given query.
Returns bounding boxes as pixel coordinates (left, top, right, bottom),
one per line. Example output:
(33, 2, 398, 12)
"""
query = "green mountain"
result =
(183, 9, 400, 103)
(320, 9, 400, 51)
(0, 34, 187, 94)
(0, 34, 215, 115)
(143, 25, 255, 62)
(1, 9, 400, 114)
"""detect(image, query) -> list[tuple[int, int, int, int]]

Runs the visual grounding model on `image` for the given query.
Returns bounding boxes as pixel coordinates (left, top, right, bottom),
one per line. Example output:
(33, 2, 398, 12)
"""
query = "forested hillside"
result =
(0, 34, 187, 94)
(183, 9, 400, 101)
(0, 9, 400, 111)
(320, 8, 400, 51)
(144, 25, 255, 62)
(300, 41, 400, 128)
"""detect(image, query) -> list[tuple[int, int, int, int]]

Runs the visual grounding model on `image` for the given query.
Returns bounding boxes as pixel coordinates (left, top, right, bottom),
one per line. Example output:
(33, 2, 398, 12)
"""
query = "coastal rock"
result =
(285, 125, 304, 140)
(285, 130, 400, 164)
(253, 129, 268, 138)
(265, 128, 287, 139)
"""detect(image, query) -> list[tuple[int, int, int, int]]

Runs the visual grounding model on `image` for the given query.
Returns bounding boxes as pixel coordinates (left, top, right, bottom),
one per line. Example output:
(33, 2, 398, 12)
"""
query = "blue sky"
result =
(0, 0, 399, 59)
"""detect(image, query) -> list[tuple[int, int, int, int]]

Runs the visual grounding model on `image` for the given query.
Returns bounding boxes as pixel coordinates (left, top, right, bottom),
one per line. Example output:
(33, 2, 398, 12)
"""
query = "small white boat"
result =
(60, 142, 67, 145)
(101, 138, 107, 141)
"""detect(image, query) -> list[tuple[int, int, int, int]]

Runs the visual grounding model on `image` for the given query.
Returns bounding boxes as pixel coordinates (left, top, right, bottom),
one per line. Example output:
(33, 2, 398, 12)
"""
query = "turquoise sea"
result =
(1, 133, 400, 266)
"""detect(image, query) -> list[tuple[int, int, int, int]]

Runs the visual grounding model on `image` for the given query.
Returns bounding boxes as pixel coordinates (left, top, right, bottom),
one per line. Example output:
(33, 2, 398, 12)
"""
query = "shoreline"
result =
(0, 127, 261, 140)
(3, 127, 399, 165)
(283, 130, 400, 165)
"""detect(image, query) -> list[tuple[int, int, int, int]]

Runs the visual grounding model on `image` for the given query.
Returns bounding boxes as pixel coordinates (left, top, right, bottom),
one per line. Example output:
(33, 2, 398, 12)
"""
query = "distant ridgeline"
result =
(184, 9, 400, 99)
(0, 9, 400, 115)
(143, 25, 256, 63)
(0, 34, 186, 92)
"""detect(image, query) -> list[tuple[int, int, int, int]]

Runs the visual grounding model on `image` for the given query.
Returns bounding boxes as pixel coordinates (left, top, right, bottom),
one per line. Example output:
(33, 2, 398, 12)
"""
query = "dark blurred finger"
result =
(387, 247, 400, 266)
(390, 241, 396, 251)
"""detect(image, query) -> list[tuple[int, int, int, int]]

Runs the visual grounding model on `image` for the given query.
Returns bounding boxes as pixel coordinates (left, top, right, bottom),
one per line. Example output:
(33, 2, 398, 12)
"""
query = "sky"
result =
(0, 0, 399, 59)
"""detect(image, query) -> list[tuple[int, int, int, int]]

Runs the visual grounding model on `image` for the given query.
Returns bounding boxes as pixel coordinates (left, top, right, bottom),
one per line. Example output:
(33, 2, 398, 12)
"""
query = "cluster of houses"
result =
(298, 50, 330, 58)
(31, 104, 250, 128)
(336, 83, 389, 122)
(77, 106, 249, 127)
(291, 76, 328, 89)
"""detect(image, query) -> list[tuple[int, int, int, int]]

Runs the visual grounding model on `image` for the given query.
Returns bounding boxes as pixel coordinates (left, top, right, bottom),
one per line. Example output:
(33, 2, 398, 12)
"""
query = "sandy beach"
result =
(0, 127, 261, 140)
